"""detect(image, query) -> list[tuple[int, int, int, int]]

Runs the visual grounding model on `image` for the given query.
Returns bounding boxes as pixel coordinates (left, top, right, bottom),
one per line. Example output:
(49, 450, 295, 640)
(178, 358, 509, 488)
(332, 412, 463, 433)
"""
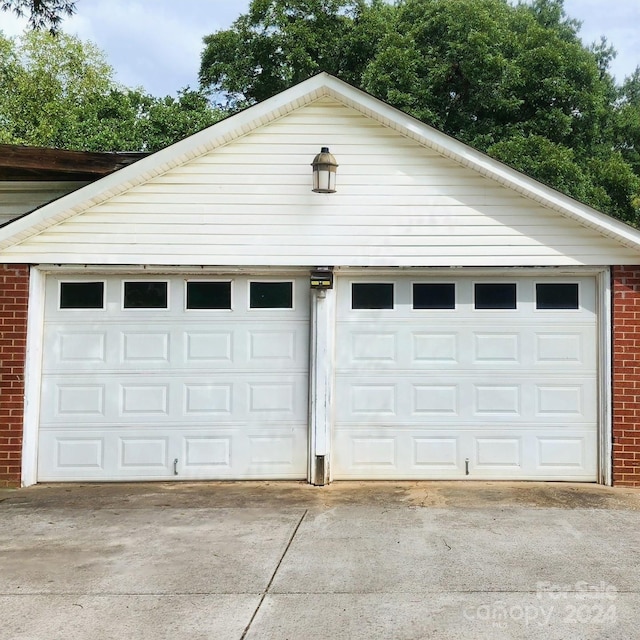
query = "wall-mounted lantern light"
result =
(311, 147, 338, 193)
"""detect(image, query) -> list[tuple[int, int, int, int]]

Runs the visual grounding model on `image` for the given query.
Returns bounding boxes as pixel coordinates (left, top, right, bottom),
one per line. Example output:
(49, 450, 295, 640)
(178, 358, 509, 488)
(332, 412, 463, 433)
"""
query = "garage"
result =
(5, 74, 640, 488)
(37, 274, 310, 481)
(332, 274, 598, 480)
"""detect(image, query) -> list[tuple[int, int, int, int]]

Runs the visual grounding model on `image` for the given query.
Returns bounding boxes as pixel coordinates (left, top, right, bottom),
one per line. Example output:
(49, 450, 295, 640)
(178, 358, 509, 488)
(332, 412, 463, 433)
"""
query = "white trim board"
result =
(21, 266, 45, 487)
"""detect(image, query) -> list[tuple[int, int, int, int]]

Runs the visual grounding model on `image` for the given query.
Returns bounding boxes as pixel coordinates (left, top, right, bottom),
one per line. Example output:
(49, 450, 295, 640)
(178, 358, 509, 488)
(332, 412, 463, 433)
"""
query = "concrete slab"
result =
(247, 593, 637, 640)
(0, 507, 304, 594)
(271, 507, 640, 593)
(2, 480, 639, 510)
(1, 481, 639, 639)
(1, 595, 259, 640)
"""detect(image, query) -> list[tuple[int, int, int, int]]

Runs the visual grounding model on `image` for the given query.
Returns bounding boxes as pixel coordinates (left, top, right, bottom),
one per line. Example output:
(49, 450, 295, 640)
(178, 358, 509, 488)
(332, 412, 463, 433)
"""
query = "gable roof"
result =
(1, 72, 640, 254)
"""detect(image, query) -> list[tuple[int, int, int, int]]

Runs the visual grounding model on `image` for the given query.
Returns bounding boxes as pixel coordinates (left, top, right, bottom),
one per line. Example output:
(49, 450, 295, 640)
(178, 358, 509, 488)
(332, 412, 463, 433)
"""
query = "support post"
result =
(308, 286, 335, 485)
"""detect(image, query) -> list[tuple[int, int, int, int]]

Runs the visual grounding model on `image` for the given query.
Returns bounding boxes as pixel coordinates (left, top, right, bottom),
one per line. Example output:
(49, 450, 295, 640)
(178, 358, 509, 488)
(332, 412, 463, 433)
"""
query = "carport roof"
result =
(0, 144, 147, 181)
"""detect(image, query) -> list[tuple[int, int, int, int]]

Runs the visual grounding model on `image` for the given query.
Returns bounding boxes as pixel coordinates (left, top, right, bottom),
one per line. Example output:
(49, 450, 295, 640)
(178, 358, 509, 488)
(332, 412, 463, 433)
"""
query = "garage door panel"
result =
(333, 429, 464, 478)
(337, 324, 596, 371)
(474, 437, 522, 468)
(413, 437, 460, 469)
(119, 436, 169, 469)
(38, 423, 308, 481)
(44, 321, 309, 372)
(184, 383, 233, 415)
(413, 384, 459, 415)
(55, 330, 107, 364)
(536, 433, 595, 470)
(38, 275, 309, 481)
(336, 375, 596, 425)
(333, 428, 597, 480)
(121, 330, 171, 363)
(334, 275, 598, 480)
(183, 435, 232, 469)
(184, 330, 233, 363)
(43, 376, 308, 426)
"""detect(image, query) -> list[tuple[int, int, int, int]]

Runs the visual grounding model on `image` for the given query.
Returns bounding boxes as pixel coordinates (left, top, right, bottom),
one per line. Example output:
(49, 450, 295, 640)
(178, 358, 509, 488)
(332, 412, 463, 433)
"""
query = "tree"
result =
(363, 0, 614, 152)
(0, 30, 112, 145)
(0, 30, 222, 151)
(615, 68, 640, 176)
(0, 0, 75, 32)
(198, 0, 640, 223)
(58, 88, 224, 153)
(199, 0, 393, 109)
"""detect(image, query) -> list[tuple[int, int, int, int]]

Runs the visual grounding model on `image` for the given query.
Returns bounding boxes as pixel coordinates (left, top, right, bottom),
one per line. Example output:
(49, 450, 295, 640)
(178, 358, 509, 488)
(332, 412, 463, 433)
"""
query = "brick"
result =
(612, 266, 640, 486)
(0, 265, 28, 486)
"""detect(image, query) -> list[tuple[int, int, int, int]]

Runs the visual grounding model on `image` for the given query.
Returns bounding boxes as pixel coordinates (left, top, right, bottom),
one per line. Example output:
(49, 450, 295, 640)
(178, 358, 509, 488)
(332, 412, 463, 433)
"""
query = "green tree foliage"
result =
(199, 0, 640, 224)
(615, 69, 640, 175)
(0, 0, 75, 32)
(199, 0, 393, 109)
(0, 30, 222, 152)
(365, 0, 614, 150)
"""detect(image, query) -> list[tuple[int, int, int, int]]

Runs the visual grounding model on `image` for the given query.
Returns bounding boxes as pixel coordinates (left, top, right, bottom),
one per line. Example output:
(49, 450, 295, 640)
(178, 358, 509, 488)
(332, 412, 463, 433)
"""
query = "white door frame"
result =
(21, 266, 45, 486)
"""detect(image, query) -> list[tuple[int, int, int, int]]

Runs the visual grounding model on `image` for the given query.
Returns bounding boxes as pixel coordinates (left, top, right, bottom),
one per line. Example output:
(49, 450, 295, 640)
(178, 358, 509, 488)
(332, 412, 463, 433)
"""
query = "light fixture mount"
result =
(311, 146, 338, 193)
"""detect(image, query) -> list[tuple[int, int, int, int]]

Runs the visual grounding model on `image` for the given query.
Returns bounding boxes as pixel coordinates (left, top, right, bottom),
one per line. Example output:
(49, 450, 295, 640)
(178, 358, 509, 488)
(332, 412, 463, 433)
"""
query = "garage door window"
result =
(59, 281, 104, 309)
(123, 281, 168, 309)
(536, 283, 579, 309)
(352, 283, 394, 309)
(186, 281, 231, 310)
(474, 283, 517, 309)
(249, 281, 293, 309)
(413, 283, 455, 309)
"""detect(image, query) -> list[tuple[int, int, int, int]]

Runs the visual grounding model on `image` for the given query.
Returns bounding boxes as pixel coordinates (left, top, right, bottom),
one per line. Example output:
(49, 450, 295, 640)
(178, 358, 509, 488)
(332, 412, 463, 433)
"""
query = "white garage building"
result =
(4, 74, 640, 486)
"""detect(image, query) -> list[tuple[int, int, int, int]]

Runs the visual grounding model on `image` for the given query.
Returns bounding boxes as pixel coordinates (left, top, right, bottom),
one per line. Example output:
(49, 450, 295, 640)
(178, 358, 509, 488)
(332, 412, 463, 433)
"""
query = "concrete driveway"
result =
(1, 481, 639, 640)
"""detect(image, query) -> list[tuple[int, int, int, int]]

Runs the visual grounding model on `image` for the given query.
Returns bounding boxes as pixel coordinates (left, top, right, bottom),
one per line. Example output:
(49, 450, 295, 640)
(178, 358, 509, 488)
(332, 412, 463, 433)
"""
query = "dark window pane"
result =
(124, 281, 167, 309)
(475, 283, 516, 309)
(60, 282, 104, 309)
(250, 282, 293, 309)
(352, 283, 394, 309)
(187, 281, 231, 309)
(536, 283, 579, 309)
(413, 283, 455, 309)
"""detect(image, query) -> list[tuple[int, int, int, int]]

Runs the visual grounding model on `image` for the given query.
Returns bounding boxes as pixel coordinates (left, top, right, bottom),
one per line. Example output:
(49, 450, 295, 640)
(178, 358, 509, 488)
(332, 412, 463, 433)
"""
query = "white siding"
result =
(0, 181, 88, 225)
(1, 98, 638, 266)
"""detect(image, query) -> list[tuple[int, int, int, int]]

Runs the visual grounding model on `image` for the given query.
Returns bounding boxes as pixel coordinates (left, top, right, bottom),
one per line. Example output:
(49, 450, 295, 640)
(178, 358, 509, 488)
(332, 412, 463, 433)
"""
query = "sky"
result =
(1, 0, 639, 97)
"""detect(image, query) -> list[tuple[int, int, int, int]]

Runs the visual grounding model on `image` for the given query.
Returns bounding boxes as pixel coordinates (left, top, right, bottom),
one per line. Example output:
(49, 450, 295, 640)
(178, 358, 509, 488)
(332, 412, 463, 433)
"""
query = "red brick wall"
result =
(612, 266, 640, 486)
(0, 265, 29, 487)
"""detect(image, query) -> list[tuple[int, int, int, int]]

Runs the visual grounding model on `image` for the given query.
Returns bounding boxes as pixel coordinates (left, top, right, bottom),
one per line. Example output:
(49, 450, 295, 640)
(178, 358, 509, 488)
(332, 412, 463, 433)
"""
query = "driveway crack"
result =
(240, 509, 308, 640)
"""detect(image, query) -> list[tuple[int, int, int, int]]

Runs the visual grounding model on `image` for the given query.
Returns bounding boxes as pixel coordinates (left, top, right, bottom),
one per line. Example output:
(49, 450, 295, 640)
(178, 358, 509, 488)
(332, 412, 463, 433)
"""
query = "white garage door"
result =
(333, 275, 598, 480)
(38, 275, 309, 481)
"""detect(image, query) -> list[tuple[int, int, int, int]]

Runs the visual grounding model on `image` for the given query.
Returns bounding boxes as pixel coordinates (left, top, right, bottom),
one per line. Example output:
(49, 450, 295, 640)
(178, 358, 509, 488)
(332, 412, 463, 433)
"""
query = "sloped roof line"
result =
(1, 72, 640, 253)
(320, 80, 640, 252)
(0, 81, 329, 251)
